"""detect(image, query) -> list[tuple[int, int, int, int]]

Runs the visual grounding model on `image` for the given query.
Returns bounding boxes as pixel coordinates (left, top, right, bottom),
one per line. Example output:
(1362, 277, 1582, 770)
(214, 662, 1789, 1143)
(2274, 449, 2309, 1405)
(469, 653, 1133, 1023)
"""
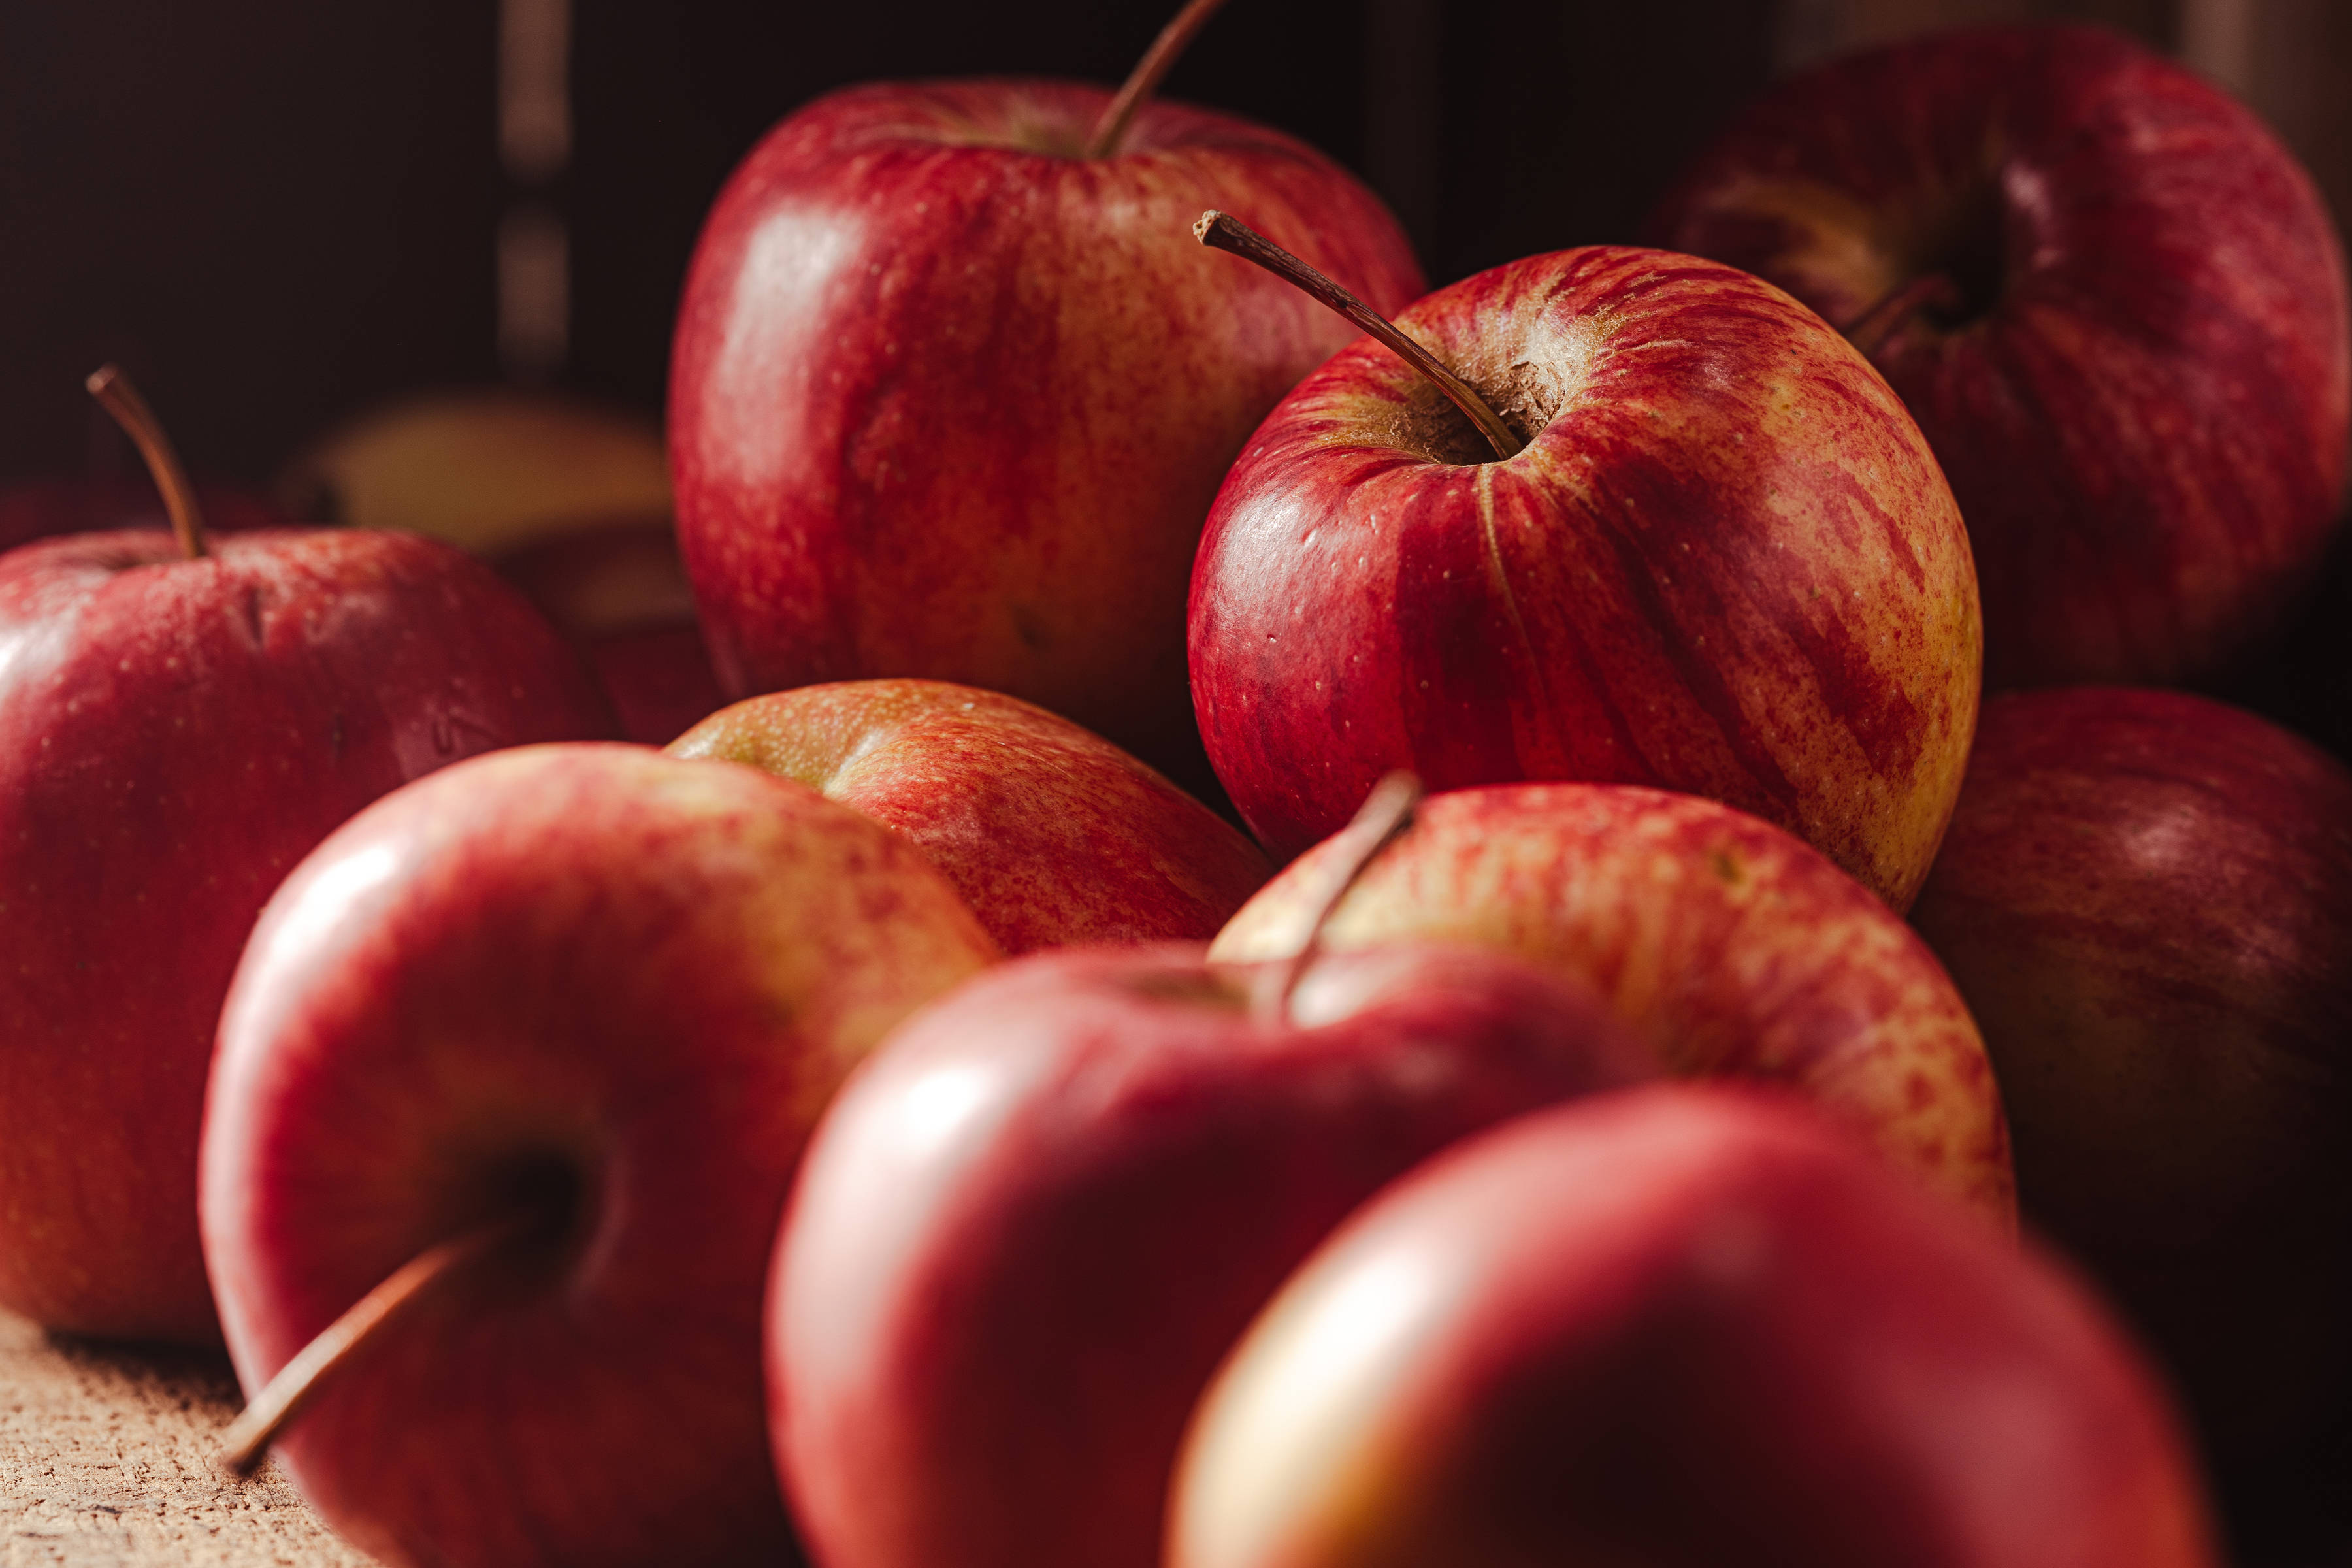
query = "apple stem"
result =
(85, 365, 210, 561)
(216, 1212, 534, 1478)
(1256, 772, 1422, 1025)
(1840, 273, 1963, 359)
(1084, 0, 1233, 159)
(1195, 212, 1524, 461)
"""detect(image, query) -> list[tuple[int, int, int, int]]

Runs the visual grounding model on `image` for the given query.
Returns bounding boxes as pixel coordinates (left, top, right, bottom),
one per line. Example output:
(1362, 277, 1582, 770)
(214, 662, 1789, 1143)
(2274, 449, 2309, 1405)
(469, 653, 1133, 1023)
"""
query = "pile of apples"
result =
(2, 8, 2347, 1568)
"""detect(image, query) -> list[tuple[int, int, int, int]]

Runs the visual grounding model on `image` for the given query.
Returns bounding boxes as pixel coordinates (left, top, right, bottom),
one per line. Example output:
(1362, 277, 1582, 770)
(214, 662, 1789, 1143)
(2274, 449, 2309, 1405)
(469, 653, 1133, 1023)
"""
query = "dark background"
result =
(0, 0, 2227, 486)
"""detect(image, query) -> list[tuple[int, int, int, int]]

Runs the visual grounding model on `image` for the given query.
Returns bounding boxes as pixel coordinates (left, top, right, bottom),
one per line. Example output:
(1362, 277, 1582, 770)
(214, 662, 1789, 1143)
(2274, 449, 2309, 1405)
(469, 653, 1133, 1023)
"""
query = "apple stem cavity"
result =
(1840, 274, 1965, 359)
(1256, 771, 1422, 1024)
(1085, 0, 1233, 159)
(216, 1211, 537, 1478)
(86, 364, 210, 561)
(1194, 211, 1524, 461)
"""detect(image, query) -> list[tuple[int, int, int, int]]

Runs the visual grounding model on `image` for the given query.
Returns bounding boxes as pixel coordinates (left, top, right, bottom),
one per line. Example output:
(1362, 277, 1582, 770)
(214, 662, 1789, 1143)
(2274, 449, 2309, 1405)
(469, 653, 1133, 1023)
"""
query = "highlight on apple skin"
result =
(200, 743, 999, 1568)
(669, 679, 1270, 953)
(1187, 244, 1980, 909)
(770, 938, 1654, 1568)
(668, 77, 1426, 787)
(1170, 1086, 2223, 1568)
(1647, 24, 2351, 691)
(1908, 686, 2352, 1491)
(0, 524, 613, 1347)
(1212, 781, 2011, 1224)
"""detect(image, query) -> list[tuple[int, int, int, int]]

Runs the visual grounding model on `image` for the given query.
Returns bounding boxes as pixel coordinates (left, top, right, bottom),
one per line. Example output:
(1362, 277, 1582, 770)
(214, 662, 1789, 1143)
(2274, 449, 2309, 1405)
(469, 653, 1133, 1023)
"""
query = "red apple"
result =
(1212, 782, 2010, 1222)
(1646, 24, 2351, 691)
(0, 507, 613, 1345)
(772, 938, 1653, 1568)
(1187, 243, 1979, 908)
(668, 78, 1424, 784)
(1906, 687, 2352, 1482)
(668, 679, 1269, 952)
(1171, 1086, 2220, 1568)
(201, 743, 999, 1568)
(493, 517, 728, 745)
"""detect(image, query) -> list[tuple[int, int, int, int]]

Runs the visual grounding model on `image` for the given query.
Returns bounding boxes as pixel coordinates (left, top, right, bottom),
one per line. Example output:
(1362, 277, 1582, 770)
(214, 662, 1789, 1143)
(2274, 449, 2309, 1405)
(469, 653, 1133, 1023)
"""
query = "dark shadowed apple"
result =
(1647, 24, 2351, 691)
(1908, 686, 2352, 1506)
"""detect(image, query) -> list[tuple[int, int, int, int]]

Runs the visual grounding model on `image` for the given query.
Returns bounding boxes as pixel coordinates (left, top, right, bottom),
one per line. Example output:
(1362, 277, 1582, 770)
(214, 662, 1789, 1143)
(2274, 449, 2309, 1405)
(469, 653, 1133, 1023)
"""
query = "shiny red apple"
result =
(1213, 782, 2010, 1223)
(771, 938, 1652, 1568)
(1187, 243, 1980, 907)
(669, 679, 1268, 953)
(1907, 686, 2352, 1490)
(1172, 1086, 2220, 1568)
(668, 78, 1424, 785)
(0, 391, 613, 1346)
(1646, 24, 2351, 691)
(202, 743, 999, 1568)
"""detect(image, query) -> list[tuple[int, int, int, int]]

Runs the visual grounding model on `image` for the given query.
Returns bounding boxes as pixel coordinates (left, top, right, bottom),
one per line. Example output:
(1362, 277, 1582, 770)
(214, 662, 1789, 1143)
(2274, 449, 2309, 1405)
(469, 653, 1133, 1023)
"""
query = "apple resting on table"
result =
(772, 933, 1654, 1568)
(1186, 226, 1978, 907)
(669, 679, 1269, 953)
(1172, 1086, 2221, 1568)
(1213, 781, 2010, 1222)
(201, 743, 998, 1568)
(0, 369, 612, 1347)
(667, 33, 1425, 785)
(1646, 24, 2351, 690)
(1908, 687, 2352, 1496)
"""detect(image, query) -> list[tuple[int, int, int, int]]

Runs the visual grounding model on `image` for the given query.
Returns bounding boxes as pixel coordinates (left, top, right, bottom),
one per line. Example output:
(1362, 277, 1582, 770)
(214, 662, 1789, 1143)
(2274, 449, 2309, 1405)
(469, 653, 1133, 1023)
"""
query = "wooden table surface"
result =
(0, 1309, 370, 1567)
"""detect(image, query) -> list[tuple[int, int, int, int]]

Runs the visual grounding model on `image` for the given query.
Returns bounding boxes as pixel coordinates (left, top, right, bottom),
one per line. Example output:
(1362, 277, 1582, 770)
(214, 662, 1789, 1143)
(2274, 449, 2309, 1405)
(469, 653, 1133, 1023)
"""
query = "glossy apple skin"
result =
(670, 679, 1268, 953)
(1908, 687, 2352, 1476)
(0, 527, 612, 1345)
(493, 517, 728, 744)
(1172, 1086, 2220, 1568)
(202, 744, 999, 1568)
(1646, 25, 2352, 691)
(772, 939, 1654, 1568)
(1189, 245, 1979, 908)
(1213, 783, 2009, 1222)
(669, 79, 1425, 779)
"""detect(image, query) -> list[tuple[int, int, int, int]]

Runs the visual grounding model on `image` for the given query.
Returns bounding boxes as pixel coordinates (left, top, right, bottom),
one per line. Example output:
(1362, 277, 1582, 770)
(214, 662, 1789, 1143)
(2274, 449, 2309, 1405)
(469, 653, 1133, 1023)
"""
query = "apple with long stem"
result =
(669, 679, 1269, 952)
(1213, 780, 2010, 1223)
(0, 367, 613, 1347)
(770, 776, 1656, 1568)
(667, 0, 1425, 791)
(201, 743, 1000, 1568)
(1186, 214, 1979, 908)
(1171, 1086, 2221, 1568)
(1907, 686, 2352, 1513)
(1646, 24, 2351, 691)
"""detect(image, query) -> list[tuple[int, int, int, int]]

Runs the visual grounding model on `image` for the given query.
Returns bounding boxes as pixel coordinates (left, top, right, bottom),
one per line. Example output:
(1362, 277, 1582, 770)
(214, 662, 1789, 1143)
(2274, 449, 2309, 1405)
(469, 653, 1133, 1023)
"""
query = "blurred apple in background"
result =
(669, 679, 1268, 953)
(772, 938, 1653, 1568)
(1907, 686, 2352, 1553)
(1647, 24, 2351, 692)
(1171, 1086, 2221, 1568)
(1214, 783, 2009, 1222)
(0, 368, 614, 1346)
(276, 387, 672, 553)
(203, 743, 999, 1568)
(1188, 242, 1978, 909)
(668, 73, 1425, 793)
(279, 388, 724, 745)
(494, 519, 727, 744)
